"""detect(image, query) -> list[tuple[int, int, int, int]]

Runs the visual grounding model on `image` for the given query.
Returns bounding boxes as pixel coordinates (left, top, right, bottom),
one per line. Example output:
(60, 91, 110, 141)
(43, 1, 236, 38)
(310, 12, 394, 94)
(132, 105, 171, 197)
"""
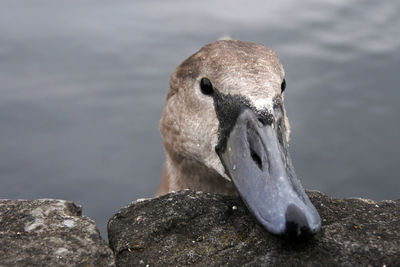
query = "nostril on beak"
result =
(246, 125, 264, 170)
(285, 204, 313, 240)
(250, 147, 262, 170)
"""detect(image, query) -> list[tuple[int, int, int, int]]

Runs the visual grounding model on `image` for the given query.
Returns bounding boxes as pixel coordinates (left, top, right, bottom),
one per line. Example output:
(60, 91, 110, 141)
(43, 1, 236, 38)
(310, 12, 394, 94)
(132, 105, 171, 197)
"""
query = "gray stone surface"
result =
(108, 190, 400, 266)
(0, 199, 115, 267)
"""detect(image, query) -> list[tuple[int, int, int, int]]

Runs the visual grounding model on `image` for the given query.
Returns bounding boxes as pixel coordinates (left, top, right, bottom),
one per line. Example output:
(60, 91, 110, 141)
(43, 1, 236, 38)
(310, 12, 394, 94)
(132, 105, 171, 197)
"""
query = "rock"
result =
(0, 199, 115, 266)
(108, 190, 400, 266)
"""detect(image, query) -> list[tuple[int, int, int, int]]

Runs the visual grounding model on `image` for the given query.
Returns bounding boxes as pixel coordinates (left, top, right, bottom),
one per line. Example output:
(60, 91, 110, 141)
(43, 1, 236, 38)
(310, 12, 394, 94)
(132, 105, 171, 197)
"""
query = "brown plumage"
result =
(158, 40, 288, 195)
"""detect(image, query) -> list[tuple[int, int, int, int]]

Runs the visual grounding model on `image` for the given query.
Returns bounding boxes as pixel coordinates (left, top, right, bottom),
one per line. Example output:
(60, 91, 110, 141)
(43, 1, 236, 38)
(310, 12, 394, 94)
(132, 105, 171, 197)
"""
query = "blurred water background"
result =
(1, 0, 399, 237)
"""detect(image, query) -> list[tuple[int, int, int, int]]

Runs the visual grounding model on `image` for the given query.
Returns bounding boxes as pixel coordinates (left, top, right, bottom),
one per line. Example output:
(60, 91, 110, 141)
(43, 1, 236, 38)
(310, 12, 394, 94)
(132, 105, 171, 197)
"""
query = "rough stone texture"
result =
(108, 190, 400, 266)
(0, 199, 115, 267)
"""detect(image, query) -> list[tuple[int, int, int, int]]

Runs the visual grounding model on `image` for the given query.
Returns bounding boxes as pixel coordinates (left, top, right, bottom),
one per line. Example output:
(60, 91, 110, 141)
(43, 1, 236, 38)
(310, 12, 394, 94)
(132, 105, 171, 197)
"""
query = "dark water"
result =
(1, 1, 399, 237)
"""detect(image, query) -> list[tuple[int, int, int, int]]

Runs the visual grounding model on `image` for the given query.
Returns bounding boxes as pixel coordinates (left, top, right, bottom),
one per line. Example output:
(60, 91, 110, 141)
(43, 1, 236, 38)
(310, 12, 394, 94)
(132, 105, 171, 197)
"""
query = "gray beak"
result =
(217, 108, 321, 238)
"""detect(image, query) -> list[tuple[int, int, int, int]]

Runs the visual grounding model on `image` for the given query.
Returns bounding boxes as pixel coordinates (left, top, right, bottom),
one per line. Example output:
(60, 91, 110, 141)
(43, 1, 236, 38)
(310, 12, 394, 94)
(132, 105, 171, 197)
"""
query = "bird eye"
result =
(200, 77, 214, 95)
(281, 79, 286, 93)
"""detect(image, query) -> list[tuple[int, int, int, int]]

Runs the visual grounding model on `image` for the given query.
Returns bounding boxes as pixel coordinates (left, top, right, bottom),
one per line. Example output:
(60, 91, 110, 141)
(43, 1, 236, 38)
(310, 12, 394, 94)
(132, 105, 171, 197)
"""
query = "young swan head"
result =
(160, 40, 321, 238)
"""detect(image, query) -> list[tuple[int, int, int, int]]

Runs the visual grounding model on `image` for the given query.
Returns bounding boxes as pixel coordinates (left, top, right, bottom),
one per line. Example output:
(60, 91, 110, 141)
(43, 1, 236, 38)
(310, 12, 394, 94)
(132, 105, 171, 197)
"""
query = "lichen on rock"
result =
(0, 199, 115, 266)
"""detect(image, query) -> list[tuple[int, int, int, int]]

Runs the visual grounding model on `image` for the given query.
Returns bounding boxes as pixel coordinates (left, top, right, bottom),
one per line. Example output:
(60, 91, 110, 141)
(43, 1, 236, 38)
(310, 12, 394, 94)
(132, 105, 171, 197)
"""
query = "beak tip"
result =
(283, 204, 321, 239)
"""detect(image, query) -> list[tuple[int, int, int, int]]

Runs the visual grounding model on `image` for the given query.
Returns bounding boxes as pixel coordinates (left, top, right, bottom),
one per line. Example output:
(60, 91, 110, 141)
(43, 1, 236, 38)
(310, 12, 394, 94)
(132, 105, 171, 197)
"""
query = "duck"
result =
(158, 40, 321, 238)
